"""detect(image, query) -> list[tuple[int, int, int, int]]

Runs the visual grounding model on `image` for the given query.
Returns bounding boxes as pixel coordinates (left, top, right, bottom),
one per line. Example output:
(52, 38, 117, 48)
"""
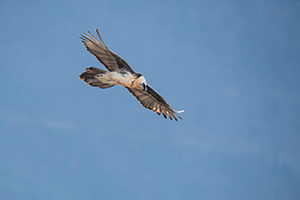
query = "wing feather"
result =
(126, 85, 182, 121)
(80, 30, 135, 74)
(161, 109, 167, 118)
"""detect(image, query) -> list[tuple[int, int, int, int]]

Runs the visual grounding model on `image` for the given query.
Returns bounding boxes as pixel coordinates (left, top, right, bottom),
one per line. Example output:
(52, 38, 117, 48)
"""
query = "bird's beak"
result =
(141, 83, 147, 91)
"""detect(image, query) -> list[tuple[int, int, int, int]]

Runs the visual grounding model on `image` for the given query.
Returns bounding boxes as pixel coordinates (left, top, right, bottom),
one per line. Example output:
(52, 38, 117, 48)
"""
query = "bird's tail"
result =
(79, 67, 115, 89)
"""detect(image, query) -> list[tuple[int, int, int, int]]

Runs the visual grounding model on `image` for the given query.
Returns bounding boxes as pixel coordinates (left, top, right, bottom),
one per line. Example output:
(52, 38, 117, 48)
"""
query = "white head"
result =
(137, 75, 147, 91)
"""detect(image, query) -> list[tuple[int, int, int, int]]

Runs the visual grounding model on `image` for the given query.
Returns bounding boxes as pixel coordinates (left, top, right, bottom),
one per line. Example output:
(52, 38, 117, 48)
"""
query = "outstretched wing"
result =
(126, 86, 182, 121)
(80, 29, 135, 74)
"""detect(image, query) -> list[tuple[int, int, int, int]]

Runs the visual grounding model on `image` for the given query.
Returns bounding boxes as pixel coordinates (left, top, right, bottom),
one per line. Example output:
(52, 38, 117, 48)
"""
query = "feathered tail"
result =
(79, 67, 115, 89)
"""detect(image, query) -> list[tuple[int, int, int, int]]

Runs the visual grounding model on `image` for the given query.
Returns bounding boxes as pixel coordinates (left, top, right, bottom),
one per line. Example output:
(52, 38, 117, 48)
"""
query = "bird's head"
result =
(136, 74, 147, 91)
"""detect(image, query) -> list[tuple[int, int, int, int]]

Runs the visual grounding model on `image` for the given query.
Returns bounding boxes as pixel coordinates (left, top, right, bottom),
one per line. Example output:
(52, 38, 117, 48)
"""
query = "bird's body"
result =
(97, 70, 135, 87)
(79, 30, 183, 120)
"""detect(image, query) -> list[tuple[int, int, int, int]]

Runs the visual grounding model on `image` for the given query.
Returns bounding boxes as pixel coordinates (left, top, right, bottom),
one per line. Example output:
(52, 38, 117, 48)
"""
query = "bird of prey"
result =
(79, 29, 183, 121)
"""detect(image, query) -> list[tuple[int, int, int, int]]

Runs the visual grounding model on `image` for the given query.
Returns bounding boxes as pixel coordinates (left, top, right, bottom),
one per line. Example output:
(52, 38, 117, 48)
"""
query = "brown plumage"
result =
(79, 29, 183, 121)
(126, 87, 182, 120)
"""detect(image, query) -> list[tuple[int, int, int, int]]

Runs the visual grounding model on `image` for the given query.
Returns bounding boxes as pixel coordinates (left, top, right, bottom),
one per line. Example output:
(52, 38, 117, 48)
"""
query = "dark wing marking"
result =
(80, 29, 135, 74)
(126, 86, 182, 121)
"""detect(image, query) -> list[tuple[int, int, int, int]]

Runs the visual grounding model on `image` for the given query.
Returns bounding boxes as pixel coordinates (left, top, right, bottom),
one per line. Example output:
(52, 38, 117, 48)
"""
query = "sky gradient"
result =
(1, 0, 300, 199)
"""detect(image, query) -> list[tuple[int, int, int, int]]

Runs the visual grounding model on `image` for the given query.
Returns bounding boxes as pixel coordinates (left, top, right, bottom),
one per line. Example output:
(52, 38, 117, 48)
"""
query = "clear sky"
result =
(1, 0, 300, 199)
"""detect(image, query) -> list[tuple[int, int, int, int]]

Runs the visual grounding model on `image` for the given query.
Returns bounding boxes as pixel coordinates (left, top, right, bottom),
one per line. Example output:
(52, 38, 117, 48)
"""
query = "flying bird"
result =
(79, 29, 183, 121)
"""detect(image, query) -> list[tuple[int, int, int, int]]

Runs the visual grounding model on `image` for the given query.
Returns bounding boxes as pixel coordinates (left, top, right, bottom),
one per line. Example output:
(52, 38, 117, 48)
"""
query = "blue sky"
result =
(1, 0, 300, 199)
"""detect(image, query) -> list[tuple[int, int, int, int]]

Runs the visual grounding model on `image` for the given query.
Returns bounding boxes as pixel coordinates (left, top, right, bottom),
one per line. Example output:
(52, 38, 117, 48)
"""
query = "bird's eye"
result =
(140, 83, 147, 91)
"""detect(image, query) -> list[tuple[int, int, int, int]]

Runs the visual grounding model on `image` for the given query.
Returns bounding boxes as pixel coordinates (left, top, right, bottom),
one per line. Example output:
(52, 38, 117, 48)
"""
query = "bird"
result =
(79, 29, 184, 121)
